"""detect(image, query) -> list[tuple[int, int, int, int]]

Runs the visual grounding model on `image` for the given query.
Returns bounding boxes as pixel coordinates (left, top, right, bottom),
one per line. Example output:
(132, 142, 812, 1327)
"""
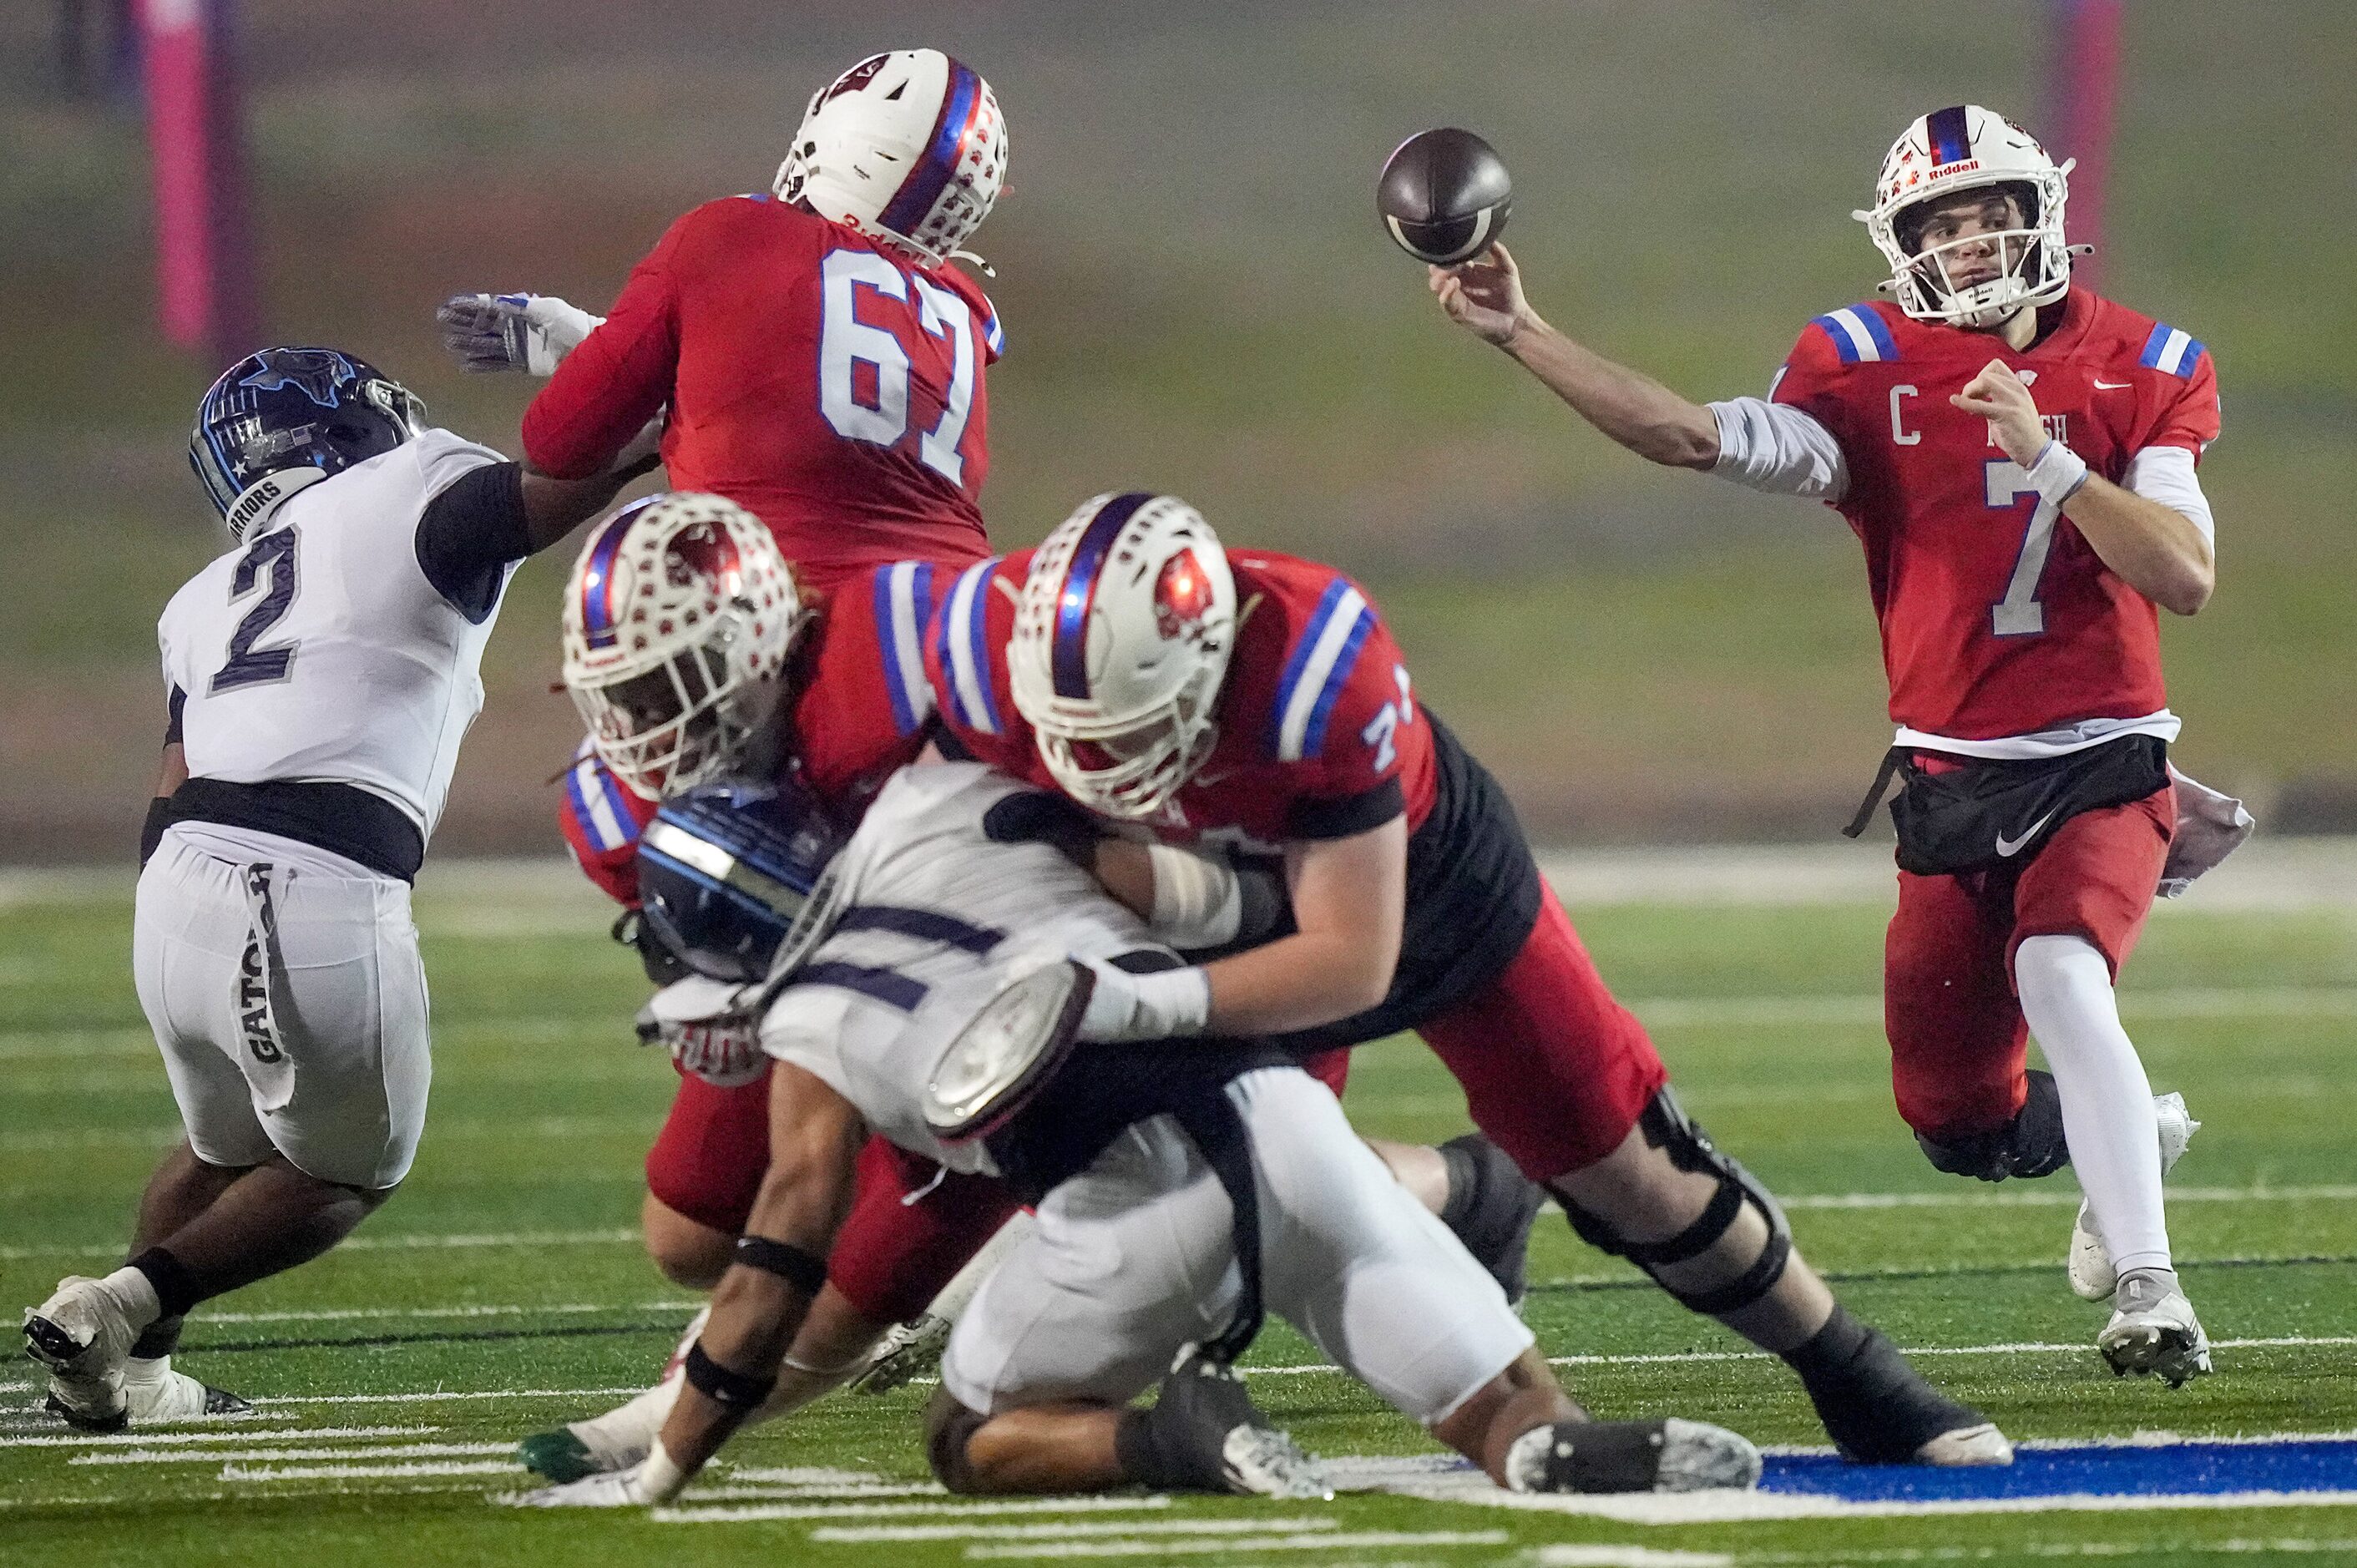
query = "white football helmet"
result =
(1855, 104, 2076, 329)
(773, 49, 1008, 266)
(1009, 493, 1237, 821)
(561, 493, 812, 798)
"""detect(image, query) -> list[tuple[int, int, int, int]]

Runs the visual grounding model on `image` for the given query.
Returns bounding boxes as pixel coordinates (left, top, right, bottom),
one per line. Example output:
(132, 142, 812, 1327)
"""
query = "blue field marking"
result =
(1765, 1437, 2357, 1503)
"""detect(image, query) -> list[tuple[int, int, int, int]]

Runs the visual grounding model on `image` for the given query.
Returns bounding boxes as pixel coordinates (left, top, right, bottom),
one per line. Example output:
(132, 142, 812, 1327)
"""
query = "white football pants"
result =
(941, 1065, 1534, 1427)
(134, 827, 431, 1190)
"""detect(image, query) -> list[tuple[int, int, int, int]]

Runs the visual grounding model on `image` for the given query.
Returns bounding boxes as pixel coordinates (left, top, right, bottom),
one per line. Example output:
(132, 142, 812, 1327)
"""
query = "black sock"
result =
(129, 1316, 185, 1361)
(1782, 1303, 1977, 1463)
(1114, 1408, 1179, 1489)
(129, 1247, 204, 1322)
(1783, 1302, 1872, 1383)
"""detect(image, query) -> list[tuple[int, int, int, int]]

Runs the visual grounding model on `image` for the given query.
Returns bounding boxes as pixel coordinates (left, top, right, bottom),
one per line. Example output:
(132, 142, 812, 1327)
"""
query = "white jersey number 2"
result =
(818, 249, 978, 486)
(1985, 459, 2061, 638)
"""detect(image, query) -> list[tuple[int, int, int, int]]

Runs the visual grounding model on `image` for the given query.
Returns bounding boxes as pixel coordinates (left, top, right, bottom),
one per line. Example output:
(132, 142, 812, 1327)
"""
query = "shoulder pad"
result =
(1268, 575, 1378, 763)
(1808, 304, 1902, 365)
(2137, 321, 2208, 379)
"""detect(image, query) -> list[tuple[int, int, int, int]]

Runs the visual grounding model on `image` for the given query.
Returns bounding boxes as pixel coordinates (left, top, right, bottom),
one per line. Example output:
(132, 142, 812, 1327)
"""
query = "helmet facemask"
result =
(1033, 664, 1225, 821)
(1891, 184, 2060, 329)
(561, 494, 810, 799)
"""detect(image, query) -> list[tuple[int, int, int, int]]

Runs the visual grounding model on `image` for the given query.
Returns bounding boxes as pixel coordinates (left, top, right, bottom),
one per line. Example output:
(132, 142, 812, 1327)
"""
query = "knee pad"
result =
(1559, 1088, 1793, 1317)
(924, 1386, 989, 1494)
(1914, 1068, 2069, 1182)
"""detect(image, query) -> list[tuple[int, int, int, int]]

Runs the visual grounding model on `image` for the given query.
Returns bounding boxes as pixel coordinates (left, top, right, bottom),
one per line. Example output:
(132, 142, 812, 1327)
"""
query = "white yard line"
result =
(1247, 1335, 2357, 1381)
(1530, 1550, 1735, 1568)
(75, 1441, 508, 1465)
(0, 1424, 410, 1451)
(0, 1227, 640, 1262)
(222, 1458, 519, 1481)
(963, 1530, 1510, 1560)
(245, 1386, 641, 1408)
(653, 1495, 1178, 1524)
(810, 1517, 1338, 1544)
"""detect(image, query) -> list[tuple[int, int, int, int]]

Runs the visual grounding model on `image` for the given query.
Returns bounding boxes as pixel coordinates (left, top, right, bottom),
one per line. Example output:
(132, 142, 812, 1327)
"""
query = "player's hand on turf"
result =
(635, 976, 766, 1087)
(435, 292, 602, 377)
(1431, 242, 1531, 347)
(1951, 359, 2047, 466)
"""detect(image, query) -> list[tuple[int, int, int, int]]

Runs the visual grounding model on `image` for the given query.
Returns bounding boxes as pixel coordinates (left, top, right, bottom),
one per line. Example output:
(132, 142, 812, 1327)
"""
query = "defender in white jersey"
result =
(22, 346, 655, 1430)
(523, 760, 1762, 1507)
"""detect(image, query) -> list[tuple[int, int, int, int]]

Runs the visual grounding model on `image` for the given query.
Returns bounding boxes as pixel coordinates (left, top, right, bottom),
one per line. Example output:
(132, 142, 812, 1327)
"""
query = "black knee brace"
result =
(1560, 1088, 1794, 1316)
(1914, 1068, 2070, 1182)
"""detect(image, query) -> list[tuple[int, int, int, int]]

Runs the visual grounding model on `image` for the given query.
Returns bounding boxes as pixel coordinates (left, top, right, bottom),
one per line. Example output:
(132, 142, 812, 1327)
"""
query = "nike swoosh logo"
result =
(2093, 378, 2132, 390)
(1995, 810, 2059, 857)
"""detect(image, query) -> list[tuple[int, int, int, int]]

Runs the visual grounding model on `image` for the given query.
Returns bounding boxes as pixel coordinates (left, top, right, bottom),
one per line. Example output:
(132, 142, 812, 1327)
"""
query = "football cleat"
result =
(1913, 1422, 2016, 1465)
(119, 1357, 250, 1423)
(23, 1276, 140, 1431)
(847, 1312, 952, 1396)
(2070, 1093, 2200, 1302)
(1505, 1418, 1763, 1495)
(518, 1309, 701, 1482)
(508, 1465, 660, 1509)
(2100, 1271, 2212, 1387)
(1141, 1346, 1331, 1500)
(1438, 1132, 1545, 1309)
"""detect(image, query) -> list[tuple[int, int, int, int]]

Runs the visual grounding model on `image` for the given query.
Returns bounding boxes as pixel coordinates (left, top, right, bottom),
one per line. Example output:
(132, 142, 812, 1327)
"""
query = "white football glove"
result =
(1069, 955, 1211, 1044)
(435, 292, 603, 376)
(635, 976, 767, 1087)
(509, 1444, 689, 1507)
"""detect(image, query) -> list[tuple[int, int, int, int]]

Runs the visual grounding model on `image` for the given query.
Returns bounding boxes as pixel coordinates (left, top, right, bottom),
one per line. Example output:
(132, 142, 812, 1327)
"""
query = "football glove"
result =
(509, 1442, 690, 1507)
(1069, 955, 1211, 1044)
(635, 976, 766, 1087)
(435, 292, 603, 377)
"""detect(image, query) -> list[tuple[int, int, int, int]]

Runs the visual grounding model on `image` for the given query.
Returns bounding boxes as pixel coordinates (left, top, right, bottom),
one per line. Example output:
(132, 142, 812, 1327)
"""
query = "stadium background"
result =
(4, 0, 2350, 862)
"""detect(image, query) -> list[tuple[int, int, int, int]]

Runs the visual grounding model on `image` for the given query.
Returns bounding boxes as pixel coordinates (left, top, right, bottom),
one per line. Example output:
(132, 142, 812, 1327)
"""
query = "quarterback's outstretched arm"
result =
(1432, 244, 1722, 470)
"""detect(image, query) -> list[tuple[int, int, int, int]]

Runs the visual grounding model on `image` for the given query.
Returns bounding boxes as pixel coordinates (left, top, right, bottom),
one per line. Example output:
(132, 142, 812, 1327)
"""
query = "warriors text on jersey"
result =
(522, 196, 1001, 593)
(1770, 289, 2218, 744)
(159, 428, 516, 850)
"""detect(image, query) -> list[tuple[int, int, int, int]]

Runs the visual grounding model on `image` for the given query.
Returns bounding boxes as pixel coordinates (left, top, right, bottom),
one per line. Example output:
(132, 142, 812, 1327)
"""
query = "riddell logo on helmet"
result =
(1154, 550, 1215, 639)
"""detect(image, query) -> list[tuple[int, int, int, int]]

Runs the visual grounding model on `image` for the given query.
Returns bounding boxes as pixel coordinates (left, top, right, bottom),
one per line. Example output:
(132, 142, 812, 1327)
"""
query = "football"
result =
(1377, 127, 1512, 265)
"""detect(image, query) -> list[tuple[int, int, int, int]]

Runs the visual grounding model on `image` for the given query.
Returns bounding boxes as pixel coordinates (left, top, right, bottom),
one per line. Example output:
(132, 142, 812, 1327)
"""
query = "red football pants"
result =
(1884, 781, 2174, 1141)
(1414, 882, 1670, 1184)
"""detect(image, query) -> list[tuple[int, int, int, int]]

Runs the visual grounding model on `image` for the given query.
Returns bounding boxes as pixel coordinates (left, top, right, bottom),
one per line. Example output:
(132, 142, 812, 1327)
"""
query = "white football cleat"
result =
(1914, 1422, 2015, 1466)
(2069, 1092, 2199, 1302)
(2099, 1270, 2213, 1387)
(121, 1356, 251, 1422)
(848, 1312, 952, 1396)
(23, 1276, 140, 1430)
(516, 1307, 701, 1482)
(508, 1464, 661, 1509)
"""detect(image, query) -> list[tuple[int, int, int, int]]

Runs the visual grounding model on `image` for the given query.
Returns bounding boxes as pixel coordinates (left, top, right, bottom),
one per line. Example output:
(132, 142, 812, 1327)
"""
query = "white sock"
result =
(2014, 934, 2172, 1277)
(99, 1267, 164, 1334)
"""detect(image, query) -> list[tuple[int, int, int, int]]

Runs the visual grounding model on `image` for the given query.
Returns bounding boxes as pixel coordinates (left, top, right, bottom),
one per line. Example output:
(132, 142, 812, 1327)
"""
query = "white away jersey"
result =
(159, 429, 513, 838)
(761, 761, 1162, 1171)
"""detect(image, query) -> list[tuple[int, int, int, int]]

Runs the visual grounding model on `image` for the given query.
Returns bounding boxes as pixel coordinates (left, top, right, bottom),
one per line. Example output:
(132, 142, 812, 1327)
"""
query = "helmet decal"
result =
(1925, 104, 1973, 166)
(1155, 549, 1216, 640)
(1051, 492, 1153, 701)
(237, 347, 358, 406)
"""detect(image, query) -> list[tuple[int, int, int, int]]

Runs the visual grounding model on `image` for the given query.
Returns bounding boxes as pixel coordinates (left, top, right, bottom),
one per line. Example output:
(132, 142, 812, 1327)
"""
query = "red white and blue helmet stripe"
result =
(878, 58, 988, 240)
(1269, 576, 1375, 763)
(936, 558, 1005, 734)
(1926, 104, 1973, 166)
(1049, 492, 1155, 701)
(871, 560, 939, 736)
(574, 504, 647, 650)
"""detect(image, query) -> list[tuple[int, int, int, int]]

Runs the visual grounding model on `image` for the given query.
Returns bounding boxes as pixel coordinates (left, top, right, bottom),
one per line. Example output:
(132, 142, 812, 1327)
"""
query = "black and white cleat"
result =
(1506, 1418, 1763, 1495)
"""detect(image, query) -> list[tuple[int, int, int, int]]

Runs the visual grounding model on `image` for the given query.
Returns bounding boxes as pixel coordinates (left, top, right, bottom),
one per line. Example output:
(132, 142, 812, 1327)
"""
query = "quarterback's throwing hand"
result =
(1430, 242, 1530, 347)
(1951, 359, 2046, 466)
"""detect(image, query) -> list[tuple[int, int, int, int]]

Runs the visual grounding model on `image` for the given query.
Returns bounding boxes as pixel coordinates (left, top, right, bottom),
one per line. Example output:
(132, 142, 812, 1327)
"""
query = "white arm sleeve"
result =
(1707, 397, 1850, 503)
(2121, 445, 2215, 549)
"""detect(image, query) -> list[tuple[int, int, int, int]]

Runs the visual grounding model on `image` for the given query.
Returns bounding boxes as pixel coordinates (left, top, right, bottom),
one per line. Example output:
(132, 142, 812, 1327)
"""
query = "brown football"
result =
(1377, 128, 1512, 265)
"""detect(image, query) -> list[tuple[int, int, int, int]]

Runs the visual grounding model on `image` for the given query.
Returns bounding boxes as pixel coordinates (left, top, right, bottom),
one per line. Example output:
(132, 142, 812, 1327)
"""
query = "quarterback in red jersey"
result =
(438, 48, 1006, 593)
(1433, 104, 2237, 1383)
(928, 491, 2011, 1468)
